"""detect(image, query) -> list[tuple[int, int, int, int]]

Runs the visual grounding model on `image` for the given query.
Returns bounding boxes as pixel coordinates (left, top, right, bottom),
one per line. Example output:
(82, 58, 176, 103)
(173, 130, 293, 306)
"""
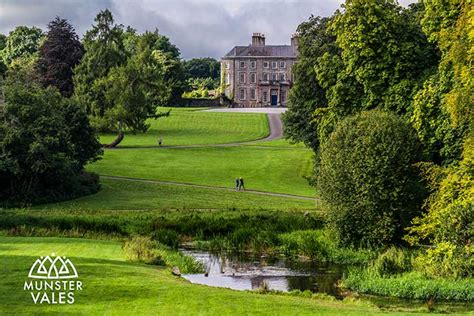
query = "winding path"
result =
(102, 175, 316, 201)
(114, 109, 287, 150)
(102, 108, 317, 201)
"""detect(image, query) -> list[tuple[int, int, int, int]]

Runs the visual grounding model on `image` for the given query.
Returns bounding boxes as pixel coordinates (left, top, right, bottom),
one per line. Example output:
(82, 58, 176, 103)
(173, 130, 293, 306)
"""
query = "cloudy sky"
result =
(0, 0, 415, 59)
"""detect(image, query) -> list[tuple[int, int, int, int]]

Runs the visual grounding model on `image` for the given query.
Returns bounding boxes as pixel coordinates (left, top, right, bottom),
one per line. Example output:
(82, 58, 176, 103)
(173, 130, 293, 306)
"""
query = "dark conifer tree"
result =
(37, 17, 84, 97)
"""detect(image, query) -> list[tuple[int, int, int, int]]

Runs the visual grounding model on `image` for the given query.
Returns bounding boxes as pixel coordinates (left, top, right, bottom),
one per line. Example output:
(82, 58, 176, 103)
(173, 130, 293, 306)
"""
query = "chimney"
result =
(251, 33, 265, 46)
(291, 33, 298, 48)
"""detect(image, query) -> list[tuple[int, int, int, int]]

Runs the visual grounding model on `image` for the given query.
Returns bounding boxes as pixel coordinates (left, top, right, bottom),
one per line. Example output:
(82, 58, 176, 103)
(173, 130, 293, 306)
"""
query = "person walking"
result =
(239, 177, 245, 191)
(158, 138, 163, 147)
(235, 178, 240, 191)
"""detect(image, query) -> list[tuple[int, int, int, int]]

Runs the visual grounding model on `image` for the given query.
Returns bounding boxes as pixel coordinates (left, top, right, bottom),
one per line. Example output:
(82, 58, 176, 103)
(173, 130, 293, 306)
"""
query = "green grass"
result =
(88, 147, 315, 197)
(343, 269, 474, 302)
(100, 107, 270, 147)
(0, 236, 392, 315)
(30, 178, 316, 211)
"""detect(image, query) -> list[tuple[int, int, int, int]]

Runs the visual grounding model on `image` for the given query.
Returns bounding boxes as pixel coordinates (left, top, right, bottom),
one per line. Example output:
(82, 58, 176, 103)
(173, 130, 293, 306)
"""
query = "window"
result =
(250, 73, 256, 84)
(272, 73, 278, 81)
(263, 61, 269, 68)
(250, 88, 256, 100)
(271, 61, 278, 69)
(280, 61, 286, 68)
(239, 89, 246, 100)
(250, 60, 256, 69)
(263, 91, 268, 102)
(239, 72, 246, 84)
(280, 73, 286, 81)
(263, 73, 269, 81)
(281, 91, 287, 102)
(225, 62, 230, 69)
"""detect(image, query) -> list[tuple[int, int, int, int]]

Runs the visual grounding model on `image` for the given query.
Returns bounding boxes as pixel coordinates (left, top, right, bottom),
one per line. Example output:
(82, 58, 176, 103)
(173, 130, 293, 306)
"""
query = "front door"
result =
(270, 90, 278, 106)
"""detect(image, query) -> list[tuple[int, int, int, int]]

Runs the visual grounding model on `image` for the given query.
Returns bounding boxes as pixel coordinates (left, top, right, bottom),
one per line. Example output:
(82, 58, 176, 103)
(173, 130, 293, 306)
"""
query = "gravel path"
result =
(102, 175, 316, 201)
(203, 107, 287, 114)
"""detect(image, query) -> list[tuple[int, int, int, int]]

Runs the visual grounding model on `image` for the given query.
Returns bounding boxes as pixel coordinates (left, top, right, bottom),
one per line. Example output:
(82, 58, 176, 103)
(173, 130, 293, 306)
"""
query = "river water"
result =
(180, 248, 345, 297)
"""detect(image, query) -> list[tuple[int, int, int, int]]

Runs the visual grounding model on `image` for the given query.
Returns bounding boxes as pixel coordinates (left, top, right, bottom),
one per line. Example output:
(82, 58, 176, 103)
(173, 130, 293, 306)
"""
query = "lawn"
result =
(32, 178, 317, 211)
(0, 236, 419, 315)
(87, 146, 315, 197)
(100, 107, 270, 147)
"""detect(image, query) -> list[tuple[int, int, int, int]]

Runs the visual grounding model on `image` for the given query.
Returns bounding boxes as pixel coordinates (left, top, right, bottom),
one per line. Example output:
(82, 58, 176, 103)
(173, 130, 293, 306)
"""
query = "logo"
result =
(24, 253, 83, 304)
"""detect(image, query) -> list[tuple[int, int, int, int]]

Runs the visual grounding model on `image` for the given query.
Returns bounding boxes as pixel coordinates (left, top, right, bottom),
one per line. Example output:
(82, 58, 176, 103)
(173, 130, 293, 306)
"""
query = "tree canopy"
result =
(1, 26, 44, 66)
(36, 17, 84, 97)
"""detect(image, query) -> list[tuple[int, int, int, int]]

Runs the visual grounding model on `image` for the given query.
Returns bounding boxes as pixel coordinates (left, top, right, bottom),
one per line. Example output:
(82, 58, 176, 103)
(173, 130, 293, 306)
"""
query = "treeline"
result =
(284, 0, 472, 279)
(0, 10, 200, 205)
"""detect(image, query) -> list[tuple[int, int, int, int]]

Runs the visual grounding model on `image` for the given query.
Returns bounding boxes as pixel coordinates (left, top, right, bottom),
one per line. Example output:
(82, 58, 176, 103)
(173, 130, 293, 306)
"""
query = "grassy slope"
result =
(100, 107, 270, 147)
(0, 236, 404, 315)
(33, 178, 316, 211)
(88, 147, 315, 197)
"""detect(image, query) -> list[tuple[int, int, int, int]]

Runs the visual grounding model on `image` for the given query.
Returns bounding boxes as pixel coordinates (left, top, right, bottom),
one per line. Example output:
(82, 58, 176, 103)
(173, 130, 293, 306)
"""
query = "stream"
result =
(180, 248, 346, 297)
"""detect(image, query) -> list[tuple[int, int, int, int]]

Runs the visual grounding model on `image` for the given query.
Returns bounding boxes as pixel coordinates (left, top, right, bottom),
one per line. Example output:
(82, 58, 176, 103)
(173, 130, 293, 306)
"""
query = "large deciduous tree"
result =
(282, 16, 338, 151)
(0, 81, 102, 206)
(2, 26, 43, 66)
(36, 17, 84, 97)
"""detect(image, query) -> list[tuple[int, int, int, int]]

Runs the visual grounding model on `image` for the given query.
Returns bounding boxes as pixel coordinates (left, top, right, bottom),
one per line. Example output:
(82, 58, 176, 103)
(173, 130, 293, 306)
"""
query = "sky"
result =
(0, 0, 416, 59)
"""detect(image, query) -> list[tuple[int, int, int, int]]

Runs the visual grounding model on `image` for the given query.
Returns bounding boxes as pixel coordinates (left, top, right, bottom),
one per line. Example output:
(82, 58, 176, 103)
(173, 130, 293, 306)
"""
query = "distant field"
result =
(100, 107, 269, 147)
(88, 146, 315, 197)
(0, 236, 386, 315)
(33, 178, 317, 211)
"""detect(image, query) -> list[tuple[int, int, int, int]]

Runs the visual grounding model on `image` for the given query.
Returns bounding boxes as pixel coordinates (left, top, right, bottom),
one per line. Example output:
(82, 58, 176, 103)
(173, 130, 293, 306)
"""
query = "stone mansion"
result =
(221, 33, 298, 107)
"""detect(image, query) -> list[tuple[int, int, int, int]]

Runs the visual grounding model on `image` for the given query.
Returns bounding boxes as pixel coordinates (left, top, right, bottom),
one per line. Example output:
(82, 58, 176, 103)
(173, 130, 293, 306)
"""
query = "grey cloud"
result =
(0, 0, 415, 59)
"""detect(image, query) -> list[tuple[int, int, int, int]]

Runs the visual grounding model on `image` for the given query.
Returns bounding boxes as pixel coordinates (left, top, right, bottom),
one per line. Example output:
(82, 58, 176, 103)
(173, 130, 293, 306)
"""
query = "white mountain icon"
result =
(28, 254, 78, 279)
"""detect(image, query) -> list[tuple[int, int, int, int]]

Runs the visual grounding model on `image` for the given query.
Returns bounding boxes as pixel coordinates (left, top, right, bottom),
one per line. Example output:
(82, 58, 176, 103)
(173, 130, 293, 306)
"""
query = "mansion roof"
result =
(223, 45, 297, 59)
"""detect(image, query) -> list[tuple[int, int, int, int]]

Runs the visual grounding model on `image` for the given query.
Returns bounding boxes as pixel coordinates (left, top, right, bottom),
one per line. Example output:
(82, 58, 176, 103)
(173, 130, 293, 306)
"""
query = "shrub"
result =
(406, 138, 473, 279)
(123, 236, 163, 265)
(317, 110, 425, 247)
(369, 247, 413, 276)
(123, 235, 203, 273)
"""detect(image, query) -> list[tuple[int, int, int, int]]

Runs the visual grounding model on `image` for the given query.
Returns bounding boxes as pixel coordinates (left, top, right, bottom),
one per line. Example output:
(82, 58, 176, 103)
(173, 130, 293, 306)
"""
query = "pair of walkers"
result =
(235, 177, 245, 191)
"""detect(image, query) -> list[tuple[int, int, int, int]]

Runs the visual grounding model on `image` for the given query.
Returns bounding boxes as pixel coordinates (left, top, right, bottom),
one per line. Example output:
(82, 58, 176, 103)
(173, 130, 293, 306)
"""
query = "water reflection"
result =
(180, 248, 344, 296)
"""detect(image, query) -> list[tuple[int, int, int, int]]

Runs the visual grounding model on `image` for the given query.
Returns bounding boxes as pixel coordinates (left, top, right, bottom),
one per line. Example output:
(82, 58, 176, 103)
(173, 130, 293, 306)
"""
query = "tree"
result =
(282, 16, 338, 151)
(317, 110, 425, 247)
(73, 9, 127, 122)
(330, 0, 438, 114)
(2, 26, 43, 65)
(100, 34, 170, 147)
(183, 57, 220, 80)
(404, 0, 473, 279)
(36, 17, 84, 97)
(0, 81, 102, 206)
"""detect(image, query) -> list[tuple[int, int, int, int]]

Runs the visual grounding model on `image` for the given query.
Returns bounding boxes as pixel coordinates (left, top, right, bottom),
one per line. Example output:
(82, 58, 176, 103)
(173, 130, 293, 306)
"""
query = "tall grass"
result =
(123, 236, 203, 273)
(343, 269, 474, 301)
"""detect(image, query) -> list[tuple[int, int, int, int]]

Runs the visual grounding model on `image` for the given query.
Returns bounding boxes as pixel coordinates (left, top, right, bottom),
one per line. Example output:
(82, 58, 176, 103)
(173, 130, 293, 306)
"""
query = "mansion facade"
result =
(221, 33, 298, 107)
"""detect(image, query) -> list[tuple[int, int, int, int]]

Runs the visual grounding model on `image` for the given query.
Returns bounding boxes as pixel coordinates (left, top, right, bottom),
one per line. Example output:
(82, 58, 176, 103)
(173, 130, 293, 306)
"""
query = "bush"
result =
(123, 236, 163, 265)
(369, 247, 413, 276)
(123, 235, 203, 273)
(406, 138, 473, 279)
(317, 110, 425, 247)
